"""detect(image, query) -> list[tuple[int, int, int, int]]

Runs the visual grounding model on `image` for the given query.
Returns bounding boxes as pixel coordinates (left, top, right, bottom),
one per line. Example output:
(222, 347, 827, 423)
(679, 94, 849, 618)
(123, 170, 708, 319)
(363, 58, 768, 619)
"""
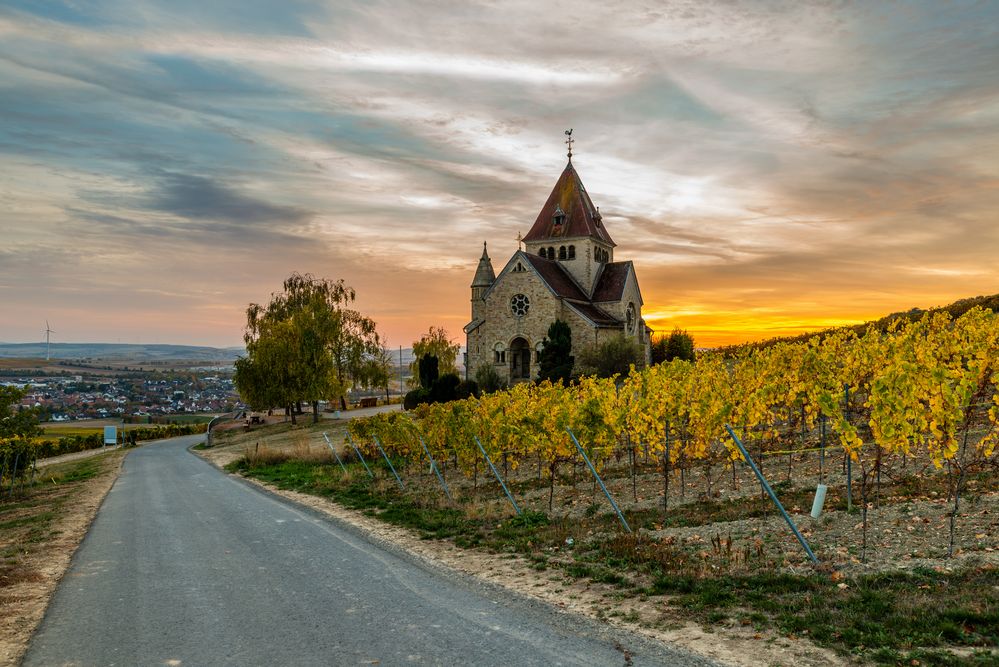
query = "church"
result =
(464, 143, 651, 384)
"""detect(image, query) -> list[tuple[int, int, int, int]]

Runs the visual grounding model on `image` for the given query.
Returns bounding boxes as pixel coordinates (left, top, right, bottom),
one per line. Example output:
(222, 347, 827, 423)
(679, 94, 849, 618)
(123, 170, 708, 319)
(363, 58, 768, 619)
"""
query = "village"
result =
(1, 370, 237, 421)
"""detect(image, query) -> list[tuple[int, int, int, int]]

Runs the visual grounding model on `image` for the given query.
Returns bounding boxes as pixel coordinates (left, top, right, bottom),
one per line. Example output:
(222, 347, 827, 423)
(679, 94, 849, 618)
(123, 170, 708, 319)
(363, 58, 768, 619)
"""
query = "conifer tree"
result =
(536, 320, 574, 384)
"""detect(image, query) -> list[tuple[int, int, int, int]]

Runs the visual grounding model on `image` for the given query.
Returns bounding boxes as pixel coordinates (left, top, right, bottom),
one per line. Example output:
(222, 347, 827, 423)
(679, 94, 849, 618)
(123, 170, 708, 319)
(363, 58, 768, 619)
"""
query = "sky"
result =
(1, 0, 997, 349)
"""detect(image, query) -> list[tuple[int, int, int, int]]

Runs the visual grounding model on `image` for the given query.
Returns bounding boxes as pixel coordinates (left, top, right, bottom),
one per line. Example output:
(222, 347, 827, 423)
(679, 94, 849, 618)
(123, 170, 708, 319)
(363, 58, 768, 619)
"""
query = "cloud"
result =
(144, 172, 311, 225)
(0, 0, 997, 347)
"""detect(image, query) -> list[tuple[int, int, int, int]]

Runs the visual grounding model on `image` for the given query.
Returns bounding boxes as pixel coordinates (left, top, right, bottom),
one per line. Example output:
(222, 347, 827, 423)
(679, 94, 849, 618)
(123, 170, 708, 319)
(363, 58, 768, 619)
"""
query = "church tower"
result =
(521, 159, 614, 296)
(470, 241, 495, 322)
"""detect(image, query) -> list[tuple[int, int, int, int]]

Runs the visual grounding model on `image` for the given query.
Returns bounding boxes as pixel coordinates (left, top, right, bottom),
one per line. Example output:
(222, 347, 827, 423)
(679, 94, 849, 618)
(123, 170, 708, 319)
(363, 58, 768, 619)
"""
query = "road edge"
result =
(190, 447, 726, 667)
(6, 449, 129, 667)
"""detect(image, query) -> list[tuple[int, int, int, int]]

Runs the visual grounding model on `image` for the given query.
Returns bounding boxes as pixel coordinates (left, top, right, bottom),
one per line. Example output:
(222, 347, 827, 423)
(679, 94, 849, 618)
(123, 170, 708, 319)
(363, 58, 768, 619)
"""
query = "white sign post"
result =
(104, 426, 117, 447)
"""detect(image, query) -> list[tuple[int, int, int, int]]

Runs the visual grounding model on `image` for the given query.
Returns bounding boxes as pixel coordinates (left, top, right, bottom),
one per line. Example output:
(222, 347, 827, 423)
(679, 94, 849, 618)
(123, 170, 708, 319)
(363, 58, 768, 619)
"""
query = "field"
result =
(37, 416, 214, 441)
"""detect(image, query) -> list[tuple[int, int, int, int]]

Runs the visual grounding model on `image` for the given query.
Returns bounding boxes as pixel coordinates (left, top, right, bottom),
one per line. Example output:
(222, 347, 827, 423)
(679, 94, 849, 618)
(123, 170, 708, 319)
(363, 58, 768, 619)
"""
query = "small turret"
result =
(472, 242, 495, 290)
(471, 242, 495, 321)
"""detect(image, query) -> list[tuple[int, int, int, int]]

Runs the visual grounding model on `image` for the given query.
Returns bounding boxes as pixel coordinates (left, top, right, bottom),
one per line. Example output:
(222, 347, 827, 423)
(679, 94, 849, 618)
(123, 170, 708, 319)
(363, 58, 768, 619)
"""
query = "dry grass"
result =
(0, 451, 124, 666)
(242, 431, 334, 468)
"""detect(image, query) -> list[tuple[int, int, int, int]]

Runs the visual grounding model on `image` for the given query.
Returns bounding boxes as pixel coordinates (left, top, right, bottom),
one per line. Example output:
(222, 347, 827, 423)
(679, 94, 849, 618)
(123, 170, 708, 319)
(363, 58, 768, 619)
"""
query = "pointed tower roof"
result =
(522, 162, 615, 246)
(471, 241, 496, 287)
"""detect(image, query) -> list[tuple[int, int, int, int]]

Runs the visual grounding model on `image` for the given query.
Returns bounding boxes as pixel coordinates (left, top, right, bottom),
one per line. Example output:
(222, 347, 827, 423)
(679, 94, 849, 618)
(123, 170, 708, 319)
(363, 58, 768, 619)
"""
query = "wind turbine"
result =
(45, 320, 55, 361)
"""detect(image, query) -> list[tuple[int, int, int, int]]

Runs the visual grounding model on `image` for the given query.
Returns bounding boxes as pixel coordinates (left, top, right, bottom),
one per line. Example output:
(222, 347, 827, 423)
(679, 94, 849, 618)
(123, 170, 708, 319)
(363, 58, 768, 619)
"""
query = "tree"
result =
(536, 320, 574, 384)
(475, 365, 506, 393)
(235, 273, 383, 422)
(652, 327, 696, 364)
(0, 386, 41, 440)
(577, 334, 644, 378)
(409, 327, 460, 388)
(362, 345, 394, 402)
(418, 355, 439, 390)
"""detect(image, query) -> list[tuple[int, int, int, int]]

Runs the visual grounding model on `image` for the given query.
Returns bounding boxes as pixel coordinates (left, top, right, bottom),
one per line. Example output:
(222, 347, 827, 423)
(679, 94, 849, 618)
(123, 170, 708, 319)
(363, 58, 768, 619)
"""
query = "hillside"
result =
(0, 342, 244, 362)
(715, 292, 999, 354)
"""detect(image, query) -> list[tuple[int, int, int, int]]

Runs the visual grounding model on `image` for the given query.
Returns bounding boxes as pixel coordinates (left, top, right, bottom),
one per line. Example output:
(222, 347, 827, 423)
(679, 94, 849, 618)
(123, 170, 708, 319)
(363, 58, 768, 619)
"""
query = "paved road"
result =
(25, 435, 715, 666)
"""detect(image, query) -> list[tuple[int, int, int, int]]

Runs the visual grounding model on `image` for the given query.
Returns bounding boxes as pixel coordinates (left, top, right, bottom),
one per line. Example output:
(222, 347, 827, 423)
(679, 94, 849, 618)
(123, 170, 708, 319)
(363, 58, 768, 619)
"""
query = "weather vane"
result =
(565, 128, 574, 162)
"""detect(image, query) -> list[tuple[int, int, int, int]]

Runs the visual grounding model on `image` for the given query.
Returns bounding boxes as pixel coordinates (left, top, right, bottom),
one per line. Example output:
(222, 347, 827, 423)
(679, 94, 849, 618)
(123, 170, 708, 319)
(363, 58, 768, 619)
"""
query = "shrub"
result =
(576, 334, 644, 378)
(652, 327, 696, 364)
(475, 365, 506, 394)
(455, 379, 479, 400)
(430, 373, 460, 403)
(404, 388, 431, 410)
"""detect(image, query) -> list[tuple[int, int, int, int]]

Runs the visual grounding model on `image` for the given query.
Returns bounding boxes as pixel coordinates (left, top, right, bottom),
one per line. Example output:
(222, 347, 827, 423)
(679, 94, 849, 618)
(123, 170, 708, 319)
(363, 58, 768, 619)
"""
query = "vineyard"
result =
(341, 308, 998, 561)
(215, 308, 999, 664)
(0, 423, 208, 496)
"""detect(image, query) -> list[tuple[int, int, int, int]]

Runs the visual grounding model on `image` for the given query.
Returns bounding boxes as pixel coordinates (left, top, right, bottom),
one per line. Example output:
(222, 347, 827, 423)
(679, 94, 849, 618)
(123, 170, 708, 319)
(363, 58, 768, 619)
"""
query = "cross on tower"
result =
(565, 128, 574, 162)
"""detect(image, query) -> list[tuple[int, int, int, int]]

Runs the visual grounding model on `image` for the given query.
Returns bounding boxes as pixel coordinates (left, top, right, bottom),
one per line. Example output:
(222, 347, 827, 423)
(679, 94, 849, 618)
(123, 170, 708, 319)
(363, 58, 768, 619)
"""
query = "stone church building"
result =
(464, 157, 651, 384)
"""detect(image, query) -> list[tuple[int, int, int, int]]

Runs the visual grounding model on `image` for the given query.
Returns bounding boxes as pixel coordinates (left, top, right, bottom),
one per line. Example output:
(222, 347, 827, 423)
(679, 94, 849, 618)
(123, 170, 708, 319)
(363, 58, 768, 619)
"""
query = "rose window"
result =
(511, 294, 530, 317)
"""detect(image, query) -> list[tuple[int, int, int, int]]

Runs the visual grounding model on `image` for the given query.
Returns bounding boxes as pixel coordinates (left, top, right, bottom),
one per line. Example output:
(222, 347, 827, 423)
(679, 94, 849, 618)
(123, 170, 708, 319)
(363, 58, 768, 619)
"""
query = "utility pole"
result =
(398, 345, 404, 398)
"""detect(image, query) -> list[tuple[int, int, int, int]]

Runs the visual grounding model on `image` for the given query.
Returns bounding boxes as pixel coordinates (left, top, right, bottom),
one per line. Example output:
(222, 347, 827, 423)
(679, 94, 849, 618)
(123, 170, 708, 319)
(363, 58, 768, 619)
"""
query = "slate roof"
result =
(591, 262, 633, 302)
(516, 252, 623, 328)
(523, 162, 615, 246)
(522, 253, 588, 301)
(565, 301, 620, 327)
(471, 242, 496, 288)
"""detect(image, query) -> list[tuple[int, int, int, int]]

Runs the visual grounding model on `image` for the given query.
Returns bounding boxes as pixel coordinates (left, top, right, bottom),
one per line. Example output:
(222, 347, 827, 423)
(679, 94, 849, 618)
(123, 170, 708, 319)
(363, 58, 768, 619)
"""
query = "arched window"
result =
(547, 246, 555, 259)
(538, 248, 546, 258)
(558, 246, 567, 260)
(568, 245, 575, 259)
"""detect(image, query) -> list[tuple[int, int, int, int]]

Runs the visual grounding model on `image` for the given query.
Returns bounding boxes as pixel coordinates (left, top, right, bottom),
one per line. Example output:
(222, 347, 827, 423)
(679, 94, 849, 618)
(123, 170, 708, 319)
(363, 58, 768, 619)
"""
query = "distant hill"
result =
(716, 293, 999, 355)
(0, 342, 244, 362)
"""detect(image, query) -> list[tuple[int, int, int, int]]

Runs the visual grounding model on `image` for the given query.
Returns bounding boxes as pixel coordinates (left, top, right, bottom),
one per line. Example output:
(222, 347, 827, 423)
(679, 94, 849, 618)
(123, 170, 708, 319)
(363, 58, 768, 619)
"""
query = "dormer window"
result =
(552, 205, 566, 227)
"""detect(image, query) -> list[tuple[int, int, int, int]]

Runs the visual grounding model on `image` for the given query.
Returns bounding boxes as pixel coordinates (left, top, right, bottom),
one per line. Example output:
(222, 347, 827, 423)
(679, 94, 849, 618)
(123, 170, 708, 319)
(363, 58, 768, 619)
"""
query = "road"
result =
(25, 435, 715, 666)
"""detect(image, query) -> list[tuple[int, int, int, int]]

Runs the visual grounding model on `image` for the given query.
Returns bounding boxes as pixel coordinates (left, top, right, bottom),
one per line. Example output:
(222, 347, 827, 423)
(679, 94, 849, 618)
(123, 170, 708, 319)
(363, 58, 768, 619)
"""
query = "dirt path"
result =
(0, 450, 125, 667)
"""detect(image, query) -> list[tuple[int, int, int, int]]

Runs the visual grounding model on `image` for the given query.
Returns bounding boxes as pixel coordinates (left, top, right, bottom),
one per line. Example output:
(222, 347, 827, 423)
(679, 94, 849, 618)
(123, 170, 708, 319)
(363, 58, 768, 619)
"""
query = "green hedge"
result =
(1, 423, 209, 482)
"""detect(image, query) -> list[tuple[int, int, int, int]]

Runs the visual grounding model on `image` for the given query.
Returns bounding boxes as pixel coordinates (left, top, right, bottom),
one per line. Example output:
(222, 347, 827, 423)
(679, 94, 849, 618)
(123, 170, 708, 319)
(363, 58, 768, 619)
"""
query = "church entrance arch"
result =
(509, 337, 531, 380)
